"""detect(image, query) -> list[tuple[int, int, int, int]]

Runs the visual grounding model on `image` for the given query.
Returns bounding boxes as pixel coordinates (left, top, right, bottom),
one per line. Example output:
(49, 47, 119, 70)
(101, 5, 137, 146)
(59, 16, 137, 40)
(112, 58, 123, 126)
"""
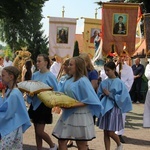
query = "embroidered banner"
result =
(83, 18, 102, 58)
(49, 17, 77, 58)
(102, 2, 139, 57)
(144, 13, 150, 52)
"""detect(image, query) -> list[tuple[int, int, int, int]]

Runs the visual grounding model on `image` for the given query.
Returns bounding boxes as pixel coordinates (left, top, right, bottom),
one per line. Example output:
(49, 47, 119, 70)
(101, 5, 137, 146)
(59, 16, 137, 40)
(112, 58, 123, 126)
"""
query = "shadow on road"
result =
(23, 145, 48, 150)
(123, 136, 150, 146)
(125, 111, 144, 129)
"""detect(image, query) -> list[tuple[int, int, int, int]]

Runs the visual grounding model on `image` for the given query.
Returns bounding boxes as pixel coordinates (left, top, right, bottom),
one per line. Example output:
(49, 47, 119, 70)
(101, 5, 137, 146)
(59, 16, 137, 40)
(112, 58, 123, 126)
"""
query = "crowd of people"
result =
(0, 52, 149, 150)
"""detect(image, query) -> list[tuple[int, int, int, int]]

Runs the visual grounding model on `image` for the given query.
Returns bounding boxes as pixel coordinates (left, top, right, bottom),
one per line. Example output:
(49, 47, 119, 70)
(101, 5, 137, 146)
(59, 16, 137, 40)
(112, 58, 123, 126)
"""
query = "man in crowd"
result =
(130, 57, 145, 103)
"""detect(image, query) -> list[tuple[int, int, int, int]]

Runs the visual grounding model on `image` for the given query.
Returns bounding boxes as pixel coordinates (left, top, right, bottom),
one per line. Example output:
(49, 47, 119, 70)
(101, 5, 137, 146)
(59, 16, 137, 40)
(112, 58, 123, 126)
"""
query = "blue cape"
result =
(27, 71, 58, 110)
(97, 78, 132, 116)
(60, 76, 103, 120)
(0, 88, 31, 138)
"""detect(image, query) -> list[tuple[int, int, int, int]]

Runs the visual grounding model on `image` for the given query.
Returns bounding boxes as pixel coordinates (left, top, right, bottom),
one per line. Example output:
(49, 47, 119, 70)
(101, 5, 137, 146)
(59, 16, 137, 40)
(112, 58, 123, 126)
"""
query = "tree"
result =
(0, 0, 48, 20)
(0, 0, 48, 60)
(0, 44, 5, 50)
(73, 41, 80, 57)
(22, 5, 49, 62)
(28, 31, 49, 62)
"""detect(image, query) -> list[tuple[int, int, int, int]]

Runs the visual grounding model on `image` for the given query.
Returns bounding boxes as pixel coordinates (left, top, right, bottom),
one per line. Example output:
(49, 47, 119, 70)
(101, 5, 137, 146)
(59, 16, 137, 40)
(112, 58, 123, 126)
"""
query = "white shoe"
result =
(115, 143, 123, 150)
(49, 143, 58, 150)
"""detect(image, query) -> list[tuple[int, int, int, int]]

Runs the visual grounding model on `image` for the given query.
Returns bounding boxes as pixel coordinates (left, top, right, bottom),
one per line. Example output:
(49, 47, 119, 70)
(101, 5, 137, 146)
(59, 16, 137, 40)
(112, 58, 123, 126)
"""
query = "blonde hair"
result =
(79, 53, 95, 71)
(70, 56, 87, 81)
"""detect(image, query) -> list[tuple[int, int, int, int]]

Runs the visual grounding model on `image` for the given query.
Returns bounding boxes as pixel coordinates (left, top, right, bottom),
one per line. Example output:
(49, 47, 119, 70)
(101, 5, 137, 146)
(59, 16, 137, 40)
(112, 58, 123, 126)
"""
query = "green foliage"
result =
(73, 41, 80, 57)
(3, 46, 13, 60)
(28, 31, 49, 62)
(0, 44, 5, 50)
(0, 0, 48, 20)
(0, 0, 49, 61)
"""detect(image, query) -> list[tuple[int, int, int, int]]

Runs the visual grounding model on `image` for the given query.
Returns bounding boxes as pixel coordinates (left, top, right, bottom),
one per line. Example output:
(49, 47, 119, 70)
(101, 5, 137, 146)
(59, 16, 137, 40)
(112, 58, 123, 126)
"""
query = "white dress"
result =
(143, 64, 150, 127)
(52, 106, 95, 140)
(0, 127, 23, 150)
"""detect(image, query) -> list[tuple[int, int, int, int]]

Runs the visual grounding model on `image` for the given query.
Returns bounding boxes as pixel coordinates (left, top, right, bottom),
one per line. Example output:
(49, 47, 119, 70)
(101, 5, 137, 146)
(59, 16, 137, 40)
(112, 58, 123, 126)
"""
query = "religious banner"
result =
(135, 6, 143, 50)
(49, 17, 77, 58)
(83, 18, 102, 58)
(144, 13, 150, 52)
(102, 2, 139, 57)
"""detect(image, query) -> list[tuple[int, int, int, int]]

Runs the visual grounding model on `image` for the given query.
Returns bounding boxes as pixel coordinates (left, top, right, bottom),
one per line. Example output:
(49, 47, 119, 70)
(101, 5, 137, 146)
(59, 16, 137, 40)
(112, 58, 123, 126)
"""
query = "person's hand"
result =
(23, 93, 27, 100)
(134, 75, 139, 79)
(103, 88, 110, 96)
(28, 93, 35, 97)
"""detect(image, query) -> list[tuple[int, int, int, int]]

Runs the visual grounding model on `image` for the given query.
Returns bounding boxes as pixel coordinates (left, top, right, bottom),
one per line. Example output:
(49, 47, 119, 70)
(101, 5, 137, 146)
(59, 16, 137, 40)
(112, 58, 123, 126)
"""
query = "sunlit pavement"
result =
(23, 103, 150, 150)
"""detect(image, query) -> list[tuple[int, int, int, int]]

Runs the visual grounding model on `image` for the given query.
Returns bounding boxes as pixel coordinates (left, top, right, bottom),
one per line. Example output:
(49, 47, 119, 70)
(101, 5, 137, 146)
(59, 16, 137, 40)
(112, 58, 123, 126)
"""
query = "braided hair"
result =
(3, 66, 20, 97)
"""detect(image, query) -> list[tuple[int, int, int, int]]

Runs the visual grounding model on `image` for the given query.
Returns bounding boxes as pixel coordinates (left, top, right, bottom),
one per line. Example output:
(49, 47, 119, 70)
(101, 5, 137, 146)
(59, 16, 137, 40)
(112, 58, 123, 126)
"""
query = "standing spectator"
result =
(143, 62, 150, 127)
(21, 59, 33, 81)
(27, 54, 58, 150)
(97, 61, 132, 150)
(115, 52, 134, 143)
(52, 56, 103, 150)
(3, 56, 13, 67)
(130, 57, 145, 103)
(0, 66, 31, 149)
(21, 59, 34, 106)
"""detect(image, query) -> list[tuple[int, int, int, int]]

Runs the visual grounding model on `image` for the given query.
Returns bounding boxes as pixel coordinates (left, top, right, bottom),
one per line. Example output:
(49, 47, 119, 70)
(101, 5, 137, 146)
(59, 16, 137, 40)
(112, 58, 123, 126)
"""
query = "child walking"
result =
(97, 61, 132, 150)
(0, 66, 31, 149)
(27, 54, 58, 150)
(52, 56, 103, 150)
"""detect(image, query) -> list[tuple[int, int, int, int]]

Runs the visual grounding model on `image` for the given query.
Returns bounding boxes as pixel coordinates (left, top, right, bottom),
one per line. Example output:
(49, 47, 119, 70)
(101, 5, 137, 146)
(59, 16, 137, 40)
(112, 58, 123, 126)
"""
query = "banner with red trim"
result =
(102, 2, 139, 57)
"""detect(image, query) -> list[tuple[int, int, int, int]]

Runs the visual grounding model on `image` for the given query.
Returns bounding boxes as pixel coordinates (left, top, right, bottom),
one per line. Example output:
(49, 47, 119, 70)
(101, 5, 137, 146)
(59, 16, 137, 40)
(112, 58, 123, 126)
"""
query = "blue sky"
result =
(41, 0, 108, 36)
(0, 0, 108, 45)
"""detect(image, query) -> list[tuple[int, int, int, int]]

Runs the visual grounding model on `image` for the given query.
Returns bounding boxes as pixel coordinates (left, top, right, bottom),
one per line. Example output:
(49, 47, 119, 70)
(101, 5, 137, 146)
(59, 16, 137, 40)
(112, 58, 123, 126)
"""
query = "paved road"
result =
(23, 103, 150, 150)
